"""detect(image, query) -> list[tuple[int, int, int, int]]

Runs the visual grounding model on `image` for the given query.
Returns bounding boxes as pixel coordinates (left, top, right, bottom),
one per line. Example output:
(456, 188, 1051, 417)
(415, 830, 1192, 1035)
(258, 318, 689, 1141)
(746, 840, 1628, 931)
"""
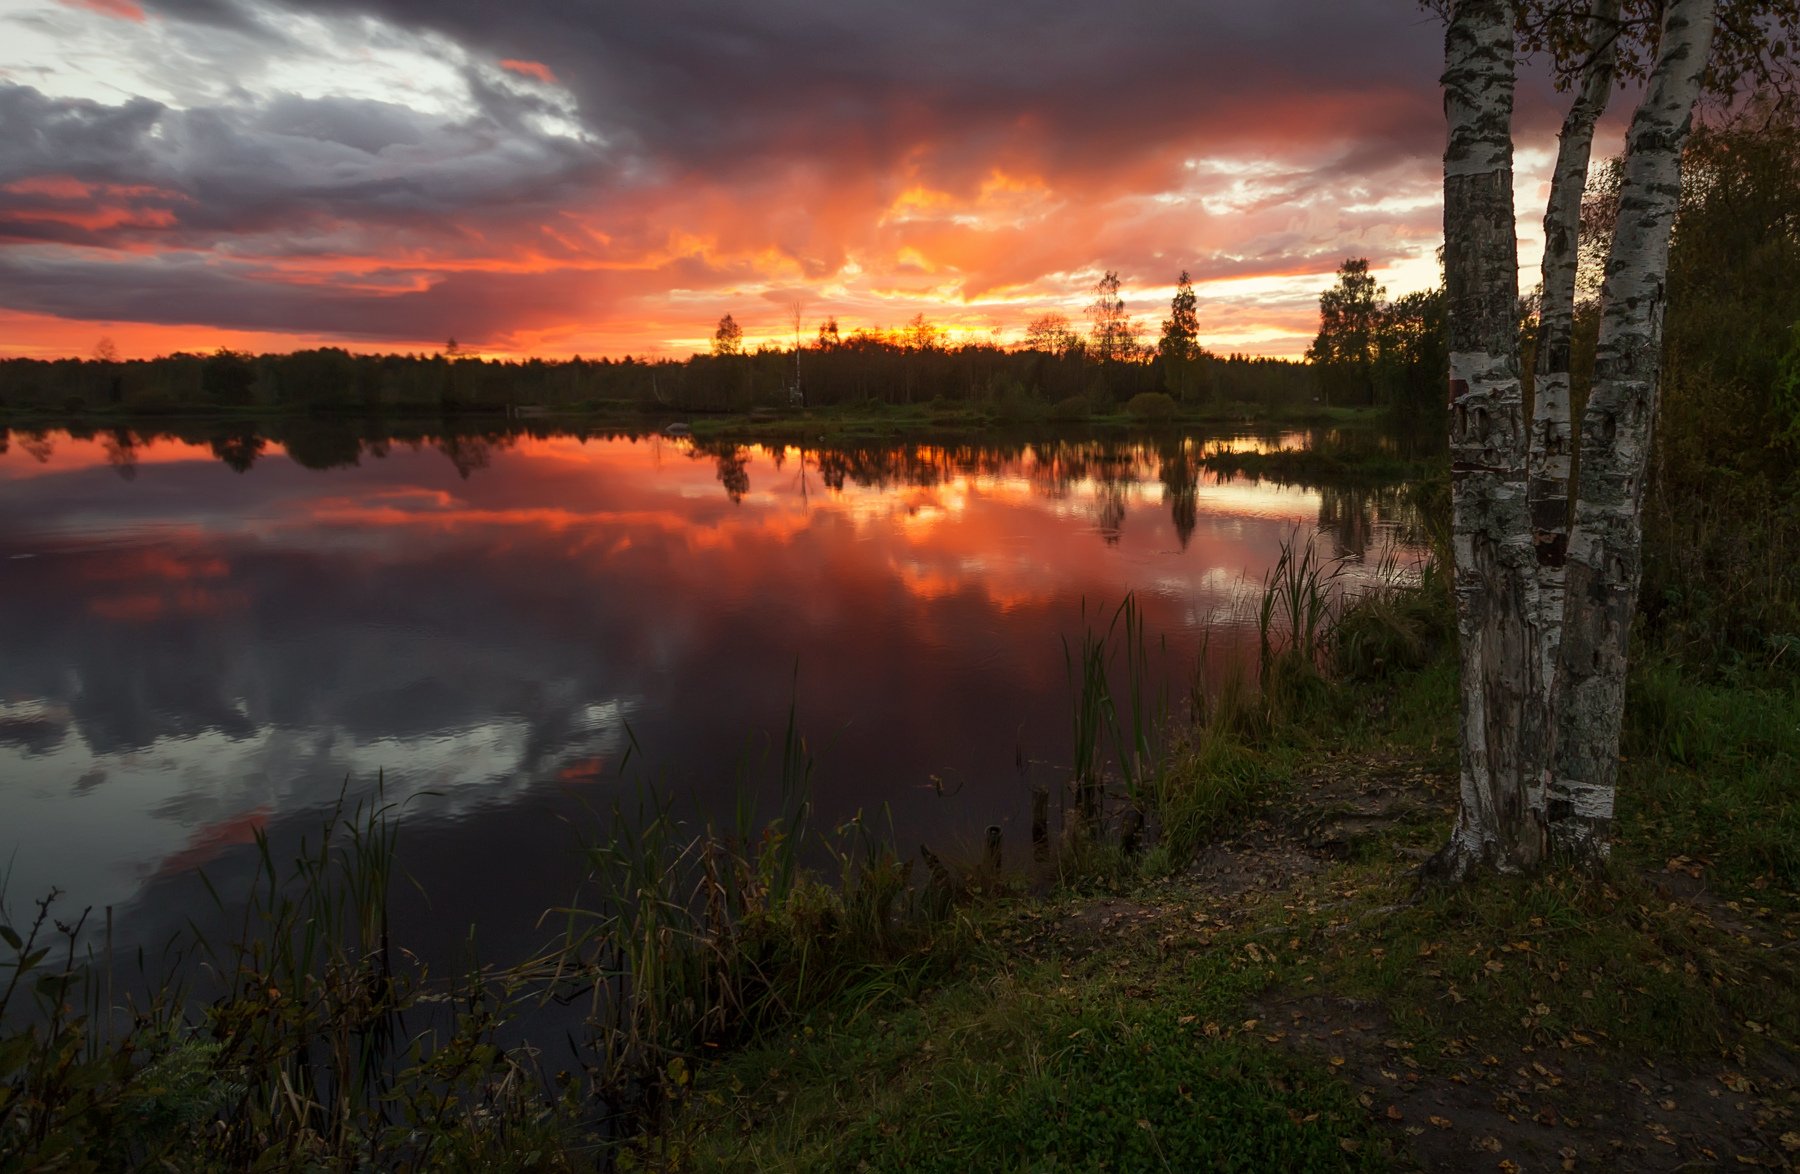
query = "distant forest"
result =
(0, 266, 1446, 420)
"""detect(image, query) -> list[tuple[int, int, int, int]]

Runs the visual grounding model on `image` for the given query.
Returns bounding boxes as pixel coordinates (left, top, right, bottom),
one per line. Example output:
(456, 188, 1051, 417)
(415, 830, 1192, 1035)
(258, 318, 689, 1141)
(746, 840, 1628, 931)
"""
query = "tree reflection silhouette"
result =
(103, 428, 138, 481)
(19, 430, 54, 463)
(1157, 439, 1199, 551)
(210, 428, 266, 474)
(712, 444, 748, 500)
(282, 420, 364, 470)
(438, 434, 493, 480)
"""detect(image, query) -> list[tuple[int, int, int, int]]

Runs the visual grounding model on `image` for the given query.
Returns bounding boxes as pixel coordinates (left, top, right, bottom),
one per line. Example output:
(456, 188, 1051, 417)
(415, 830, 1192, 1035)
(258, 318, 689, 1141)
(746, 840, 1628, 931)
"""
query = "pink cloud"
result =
(500, 59, 557, 84)
(61, 0, 145, 20)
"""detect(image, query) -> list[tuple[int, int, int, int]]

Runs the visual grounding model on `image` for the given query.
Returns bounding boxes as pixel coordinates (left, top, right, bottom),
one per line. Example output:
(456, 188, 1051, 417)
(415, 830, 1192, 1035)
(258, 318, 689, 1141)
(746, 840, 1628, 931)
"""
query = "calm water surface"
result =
(0, 425, 1420, 966)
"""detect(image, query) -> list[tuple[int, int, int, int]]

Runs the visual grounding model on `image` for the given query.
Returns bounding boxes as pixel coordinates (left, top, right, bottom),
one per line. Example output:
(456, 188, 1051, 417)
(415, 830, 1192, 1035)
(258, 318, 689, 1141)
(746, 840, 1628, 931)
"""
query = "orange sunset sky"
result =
(0, 0, 1588, 361)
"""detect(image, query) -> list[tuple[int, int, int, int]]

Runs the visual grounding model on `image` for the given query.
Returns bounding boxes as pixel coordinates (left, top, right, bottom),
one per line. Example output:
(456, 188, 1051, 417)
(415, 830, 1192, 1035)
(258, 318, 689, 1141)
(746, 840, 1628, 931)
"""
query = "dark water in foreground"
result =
(0, 425, 1423, 968)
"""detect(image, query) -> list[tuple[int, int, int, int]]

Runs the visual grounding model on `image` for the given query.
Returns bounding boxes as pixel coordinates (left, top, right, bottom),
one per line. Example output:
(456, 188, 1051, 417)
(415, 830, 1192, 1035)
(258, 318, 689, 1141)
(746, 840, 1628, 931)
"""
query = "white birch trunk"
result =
(1529, 0, 1620, 700)
(1550, 0, 1716, 862)
(1429, 0, 1547, 880)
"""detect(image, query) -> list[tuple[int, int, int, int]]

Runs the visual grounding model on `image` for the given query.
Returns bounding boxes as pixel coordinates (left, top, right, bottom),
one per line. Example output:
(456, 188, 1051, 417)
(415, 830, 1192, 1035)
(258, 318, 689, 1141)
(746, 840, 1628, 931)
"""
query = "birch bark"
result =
(1429, 0, 1548, 879)
(1529, 0, 1620, 699)
(1550, 0, 1717, 861)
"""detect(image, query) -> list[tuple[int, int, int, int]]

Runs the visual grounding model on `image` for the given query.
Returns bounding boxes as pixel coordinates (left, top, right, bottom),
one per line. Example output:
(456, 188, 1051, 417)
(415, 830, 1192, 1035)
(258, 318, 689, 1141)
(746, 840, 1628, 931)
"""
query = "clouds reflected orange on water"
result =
(0, 426, 1420, 963)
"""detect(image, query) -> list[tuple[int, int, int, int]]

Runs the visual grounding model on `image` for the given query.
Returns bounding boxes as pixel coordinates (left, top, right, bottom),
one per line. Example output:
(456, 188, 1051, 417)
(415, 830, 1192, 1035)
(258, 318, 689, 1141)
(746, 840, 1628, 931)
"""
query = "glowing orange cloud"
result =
(60, 0, 144, 19)
(0, 19, 1492, 365)
(499, 59, 557, 84)
(0, 309, 415, 363)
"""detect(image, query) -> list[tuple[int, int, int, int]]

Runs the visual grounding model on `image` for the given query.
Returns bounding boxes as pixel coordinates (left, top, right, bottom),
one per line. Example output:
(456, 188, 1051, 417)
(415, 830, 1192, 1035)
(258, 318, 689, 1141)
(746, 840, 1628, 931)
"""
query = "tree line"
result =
(0, 269, 1450, 422)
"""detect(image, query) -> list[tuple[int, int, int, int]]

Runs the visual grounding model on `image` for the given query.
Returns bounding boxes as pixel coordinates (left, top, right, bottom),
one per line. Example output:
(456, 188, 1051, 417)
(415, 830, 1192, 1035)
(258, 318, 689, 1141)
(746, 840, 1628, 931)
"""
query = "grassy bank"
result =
(0, 396, 1392, 440)
(681, 398, 1390, 444)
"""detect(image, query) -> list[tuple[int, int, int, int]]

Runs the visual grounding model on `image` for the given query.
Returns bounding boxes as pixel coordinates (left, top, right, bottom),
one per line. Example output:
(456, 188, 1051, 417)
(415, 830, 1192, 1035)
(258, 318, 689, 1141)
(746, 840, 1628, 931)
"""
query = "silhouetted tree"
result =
(712, 314, 744, 357)
(1023, 313, 1083, 357)
(1158, 271, 1200, 362)
(202, 348, 257, 406)
(1307, 259, 1383, 406)
(1086, 271, 1139, 363)
(1160, 271, 1209, 401)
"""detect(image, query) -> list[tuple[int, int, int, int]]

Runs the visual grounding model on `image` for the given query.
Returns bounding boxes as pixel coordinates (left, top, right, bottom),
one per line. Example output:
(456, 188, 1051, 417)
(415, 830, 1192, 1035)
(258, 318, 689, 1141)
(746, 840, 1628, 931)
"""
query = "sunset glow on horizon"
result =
(0, 0, 1587, 361)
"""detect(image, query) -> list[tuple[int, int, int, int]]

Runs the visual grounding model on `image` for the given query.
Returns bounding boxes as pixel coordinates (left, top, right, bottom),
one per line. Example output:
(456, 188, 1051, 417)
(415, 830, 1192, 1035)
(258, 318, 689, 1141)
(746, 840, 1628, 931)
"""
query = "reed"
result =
(1, 779, 584, 1170)
(1062, 594, 1173, 831)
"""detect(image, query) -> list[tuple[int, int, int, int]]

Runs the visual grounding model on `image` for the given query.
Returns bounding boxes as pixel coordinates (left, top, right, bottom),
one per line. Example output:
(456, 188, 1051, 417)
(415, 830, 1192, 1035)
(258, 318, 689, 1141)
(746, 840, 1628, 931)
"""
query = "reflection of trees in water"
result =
(282, 419, 364, 470)
(1096, 489, 1127, 545)
(685, 439, 754, 502)
(1318, 484, 1374, 559)
(1089, 445, 1136, 545)
(103, 428, 138, 481)
(18, 429, 54, 463)
(714, 446, 750, 503)
(1157, 439, 1200, 551)
(436, 434, 504, 480)
(40, 426, 1436, 556)
(210, 428, 265, 473)
(1316, 483, 1429, 561)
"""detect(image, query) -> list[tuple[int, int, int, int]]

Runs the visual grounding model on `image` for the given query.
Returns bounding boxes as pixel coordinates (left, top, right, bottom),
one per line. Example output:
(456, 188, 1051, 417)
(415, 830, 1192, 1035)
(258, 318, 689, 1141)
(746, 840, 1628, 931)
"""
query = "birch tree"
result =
(1429, 0, 1797, 878)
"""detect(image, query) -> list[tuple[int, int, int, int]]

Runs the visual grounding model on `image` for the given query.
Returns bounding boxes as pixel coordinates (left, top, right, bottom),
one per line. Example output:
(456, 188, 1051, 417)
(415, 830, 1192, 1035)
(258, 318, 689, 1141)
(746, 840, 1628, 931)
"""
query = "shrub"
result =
(1125, 391, 1177, 421)
(1048, 394, 1090, 421)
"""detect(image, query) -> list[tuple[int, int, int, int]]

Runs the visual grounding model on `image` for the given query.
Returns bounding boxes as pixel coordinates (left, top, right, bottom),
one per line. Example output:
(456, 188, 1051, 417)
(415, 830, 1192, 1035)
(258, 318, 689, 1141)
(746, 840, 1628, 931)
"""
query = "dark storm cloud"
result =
(145, 0, 1456, 187)
(0, 80, 609, 247)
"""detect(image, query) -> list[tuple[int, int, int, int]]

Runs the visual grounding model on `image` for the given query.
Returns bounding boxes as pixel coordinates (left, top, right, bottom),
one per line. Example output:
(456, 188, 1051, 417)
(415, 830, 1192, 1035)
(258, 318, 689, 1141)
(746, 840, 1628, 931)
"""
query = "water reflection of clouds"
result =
(0, 429, 1421, 958)
(0, 698, 638, 923)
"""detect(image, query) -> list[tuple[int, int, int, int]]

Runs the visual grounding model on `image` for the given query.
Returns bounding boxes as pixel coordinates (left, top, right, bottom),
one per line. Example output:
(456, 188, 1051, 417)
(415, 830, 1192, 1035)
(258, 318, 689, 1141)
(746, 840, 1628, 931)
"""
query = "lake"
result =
(0, 421, 1426, 970)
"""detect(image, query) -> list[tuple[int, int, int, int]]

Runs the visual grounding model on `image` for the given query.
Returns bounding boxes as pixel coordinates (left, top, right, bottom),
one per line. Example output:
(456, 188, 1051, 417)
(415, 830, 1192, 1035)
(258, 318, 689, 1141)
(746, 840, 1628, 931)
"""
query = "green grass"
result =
(1621, 659, 1800, 896)
(649, 912, 1385, 1173)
